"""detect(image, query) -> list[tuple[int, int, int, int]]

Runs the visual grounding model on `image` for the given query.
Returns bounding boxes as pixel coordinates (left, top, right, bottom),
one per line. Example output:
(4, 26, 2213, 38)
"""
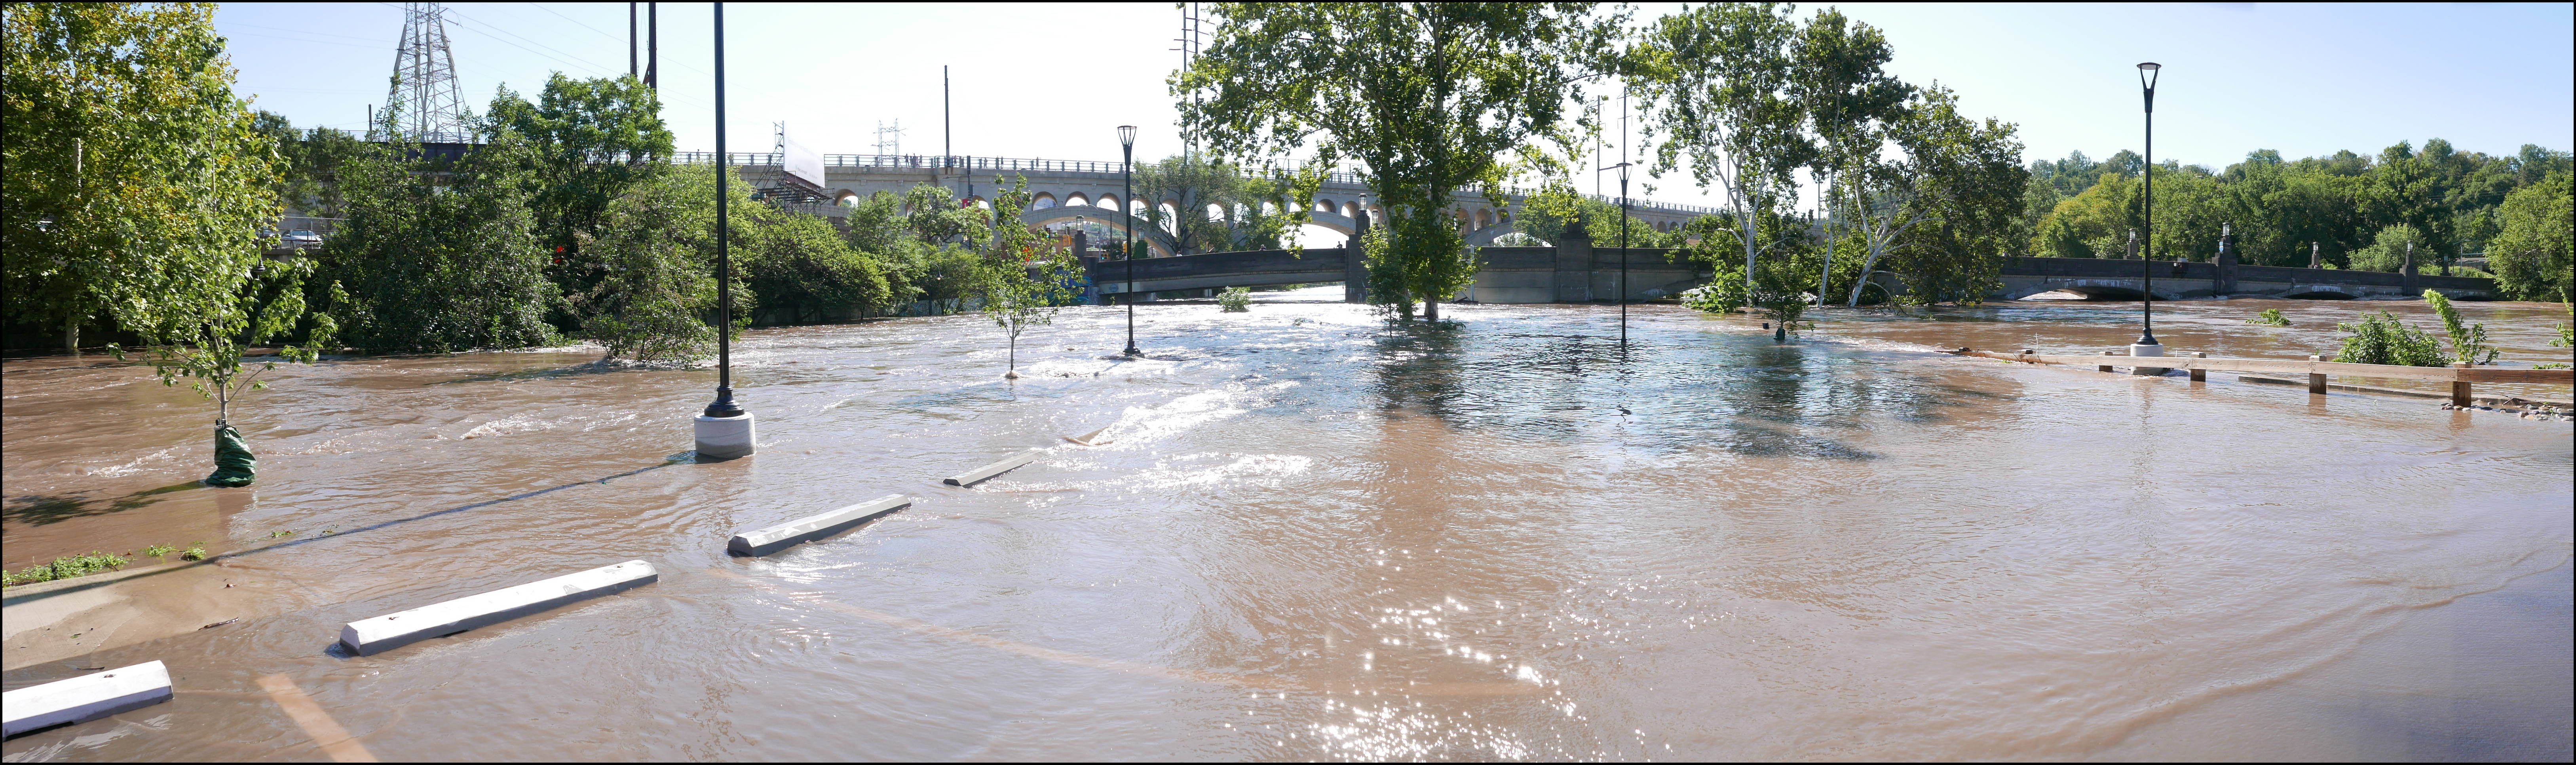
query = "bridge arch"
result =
(1029, 192, 1057, 209)
(1019, 205, 1181, 257)
(1993, 278, 2183, 301)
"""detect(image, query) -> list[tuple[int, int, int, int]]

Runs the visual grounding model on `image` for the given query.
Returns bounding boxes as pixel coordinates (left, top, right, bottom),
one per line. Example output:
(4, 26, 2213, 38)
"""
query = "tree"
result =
(977, 176, 1078, 377)
(2349, 223, 2426, 273)
(842, 183, 988, 311)
(319, 120, 557, 352)
(1178, 2, 1624, 320)
(2487, 170, 2570, 301)
(3, 2, 281, 351)
(251, 111, 368, 219)
(578, 164, 726, 363)
(484, 74, 673, 329)
(739, 203, 888, 325)
(1793, 7, 1908, 304)
(1520, 182, 1675, 248)
(112, 259, 335, 486)
(1635, 2, 1814, 301)
(1876, 88, 2027, 305)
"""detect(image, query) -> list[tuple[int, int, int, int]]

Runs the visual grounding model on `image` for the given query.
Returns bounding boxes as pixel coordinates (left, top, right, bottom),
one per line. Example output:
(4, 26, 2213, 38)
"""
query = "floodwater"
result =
(4, 291, 2568, 761)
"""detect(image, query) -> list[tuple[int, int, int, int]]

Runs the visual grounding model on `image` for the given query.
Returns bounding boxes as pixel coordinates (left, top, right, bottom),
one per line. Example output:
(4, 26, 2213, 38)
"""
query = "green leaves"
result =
(1180, 2, 1624, 318)
(2334, 311, 2445, 368)
(320, 129, 558, 352)
(2487, 170, 2570, 302)
(4, 2, 281, 348)
(2423, 289, 2500, 365)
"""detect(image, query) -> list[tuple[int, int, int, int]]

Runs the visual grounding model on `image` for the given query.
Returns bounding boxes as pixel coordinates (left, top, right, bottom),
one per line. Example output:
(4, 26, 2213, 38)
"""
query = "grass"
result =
(142, 544, 177, 559)
(2, 552, 132, 588)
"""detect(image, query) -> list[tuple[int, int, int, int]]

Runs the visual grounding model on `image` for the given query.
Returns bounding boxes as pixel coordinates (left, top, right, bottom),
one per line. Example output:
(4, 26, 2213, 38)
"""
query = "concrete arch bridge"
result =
(695, 152, 1719, 255)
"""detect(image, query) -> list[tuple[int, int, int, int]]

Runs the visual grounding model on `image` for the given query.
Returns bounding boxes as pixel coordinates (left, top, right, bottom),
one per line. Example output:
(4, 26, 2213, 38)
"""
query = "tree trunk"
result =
(63, 321, 78, 353)
(1424, 298, 1439, 321)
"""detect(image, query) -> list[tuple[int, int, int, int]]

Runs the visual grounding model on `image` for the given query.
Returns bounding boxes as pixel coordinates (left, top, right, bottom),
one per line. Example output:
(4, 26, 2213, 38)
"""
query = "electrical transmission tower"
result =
(874, 120, 905, 156)
(1173, 3, 1203, 157)
(387, 2, 469, 142)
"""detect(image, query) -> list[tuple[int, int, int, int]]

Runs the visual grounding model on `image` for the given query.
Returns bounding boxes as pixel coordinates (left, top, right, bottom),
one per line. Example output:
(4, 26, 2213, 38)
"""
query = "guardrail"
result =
(1943, 347, 2571, 405)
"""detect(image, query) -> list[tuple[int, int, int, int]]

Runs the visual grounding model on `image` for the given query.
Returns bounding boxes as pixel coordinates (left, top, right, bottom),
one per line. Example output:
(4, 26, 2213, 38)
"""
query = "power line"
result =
(524, 2, 622, 43)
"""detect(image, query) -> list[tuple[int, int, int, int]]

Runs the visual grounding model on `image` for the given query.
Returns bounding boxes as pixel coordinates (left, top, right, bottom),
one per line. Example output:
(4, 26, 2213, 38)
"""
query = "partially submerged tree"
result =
(114, 260, 336, 487)
(978, 176, 1079, 378)
(1635, 2, 1814, 302)
(320, 112, 559, 352)
(2, 2, 281, 351)
(1179, 2, 1624, 320)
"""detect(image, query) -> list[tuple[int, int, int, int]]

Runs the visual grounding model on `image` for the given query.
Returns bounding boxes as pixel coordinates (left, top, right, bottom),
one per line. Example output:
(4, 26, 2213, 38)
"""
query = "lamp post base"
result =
(2129, 342, 2168, 375)
(693, 413, 755, 461)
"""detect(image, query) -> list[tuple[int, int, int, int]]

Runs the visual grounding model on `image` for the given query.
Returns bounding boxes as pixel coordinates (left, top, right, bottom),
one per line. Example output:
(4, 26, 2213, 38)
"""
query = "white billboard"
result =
(779, 131, 826, 192)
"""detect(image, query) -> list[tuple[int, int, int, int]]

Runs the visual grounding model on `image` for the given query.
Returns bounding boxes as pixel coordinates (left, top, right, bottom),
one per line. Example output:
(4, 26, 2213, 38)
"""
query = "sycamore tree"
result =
(1634, 2, 1814, 301)
(1178, 2, 1625, 320)
(978, 175, 1079, 378)
(1833, 86, 2024, 306)
(1791, 8, 1909, 306)
(2, 2, 281, 352)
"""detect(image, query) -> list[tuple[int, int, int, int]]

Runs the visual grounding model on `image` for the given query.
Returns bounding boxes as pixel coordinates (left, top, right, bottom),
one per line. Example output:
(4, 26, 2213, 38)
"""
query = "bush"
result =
(2487, 171, 2571, 301)
(2, 552, 131, 588)
(2333, 311, 2443, 367)
(2423, 289, 2499, 365)
(2348, 223, 2425, 274)
(2246, 308, 2290, 326)
(574, 164, 725, 363)
(321, 132, 559, 352)
(1218, 286, 1252, 312)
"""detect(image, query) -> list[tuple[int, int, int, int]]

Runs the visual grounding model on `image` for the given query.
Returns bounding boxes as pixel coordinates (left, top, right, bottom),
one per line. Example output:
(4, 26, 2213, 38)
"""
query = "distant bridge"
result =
(696, 151, 1716, 257)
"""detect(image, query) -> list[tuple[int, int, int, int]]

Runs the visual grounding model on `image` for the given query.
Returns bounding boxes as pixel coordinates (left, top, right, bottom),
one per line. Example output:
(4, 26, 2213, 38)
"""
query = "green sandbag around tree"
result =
(206, 423, 256, 487)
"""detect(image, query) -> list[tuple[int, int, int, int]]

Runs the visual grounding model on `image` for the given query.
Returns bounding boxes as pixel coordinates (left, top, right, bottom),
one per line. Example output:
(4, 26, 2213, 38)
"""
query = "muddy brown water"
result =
(4, 292, 2568, 761)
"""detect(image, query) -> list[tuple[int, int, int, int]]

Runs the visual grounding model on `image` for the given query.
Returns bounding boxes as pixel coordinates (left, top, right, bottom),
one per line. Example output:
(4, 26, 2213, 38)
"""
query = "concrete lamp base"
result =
(2129, 343, 2168, 375)
(694, 413, 755, 461)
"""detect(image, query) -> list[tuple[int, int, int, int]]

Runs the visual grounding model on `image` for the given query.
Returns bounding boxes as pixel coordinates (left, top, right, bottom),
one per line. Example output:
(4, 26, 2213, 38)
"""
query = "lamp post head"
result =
(1117, 125, 1137, 150)
(2137, 61, 2160, 90)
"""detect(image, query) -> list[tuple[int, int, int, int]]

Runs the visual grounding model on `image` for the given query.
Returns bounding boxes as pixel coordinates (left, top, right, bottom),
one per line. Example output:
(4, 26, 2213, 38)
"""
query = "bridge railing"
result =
(669, 151, 1723, 217)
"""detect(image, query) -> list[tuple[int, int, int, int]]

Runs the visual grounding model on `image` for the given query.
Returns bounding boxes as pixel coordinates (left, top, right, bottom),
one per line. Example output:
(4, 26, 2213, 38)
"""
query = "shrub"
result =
(2348, 224, 2426, 273)
(2245, 308, 2290, 326)
(2422, 290, 2499, 365)
(1218, 287, 1252, 312)
(2333, 311, 2443, 367)
(2, 552, 131, 588)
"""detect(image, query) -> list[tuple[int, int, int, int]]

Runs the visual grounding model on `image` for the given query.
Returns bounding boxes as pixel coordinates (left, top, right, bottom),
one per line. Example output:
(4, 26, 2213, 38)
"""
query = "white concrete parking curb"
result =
(2, 660, 172, 738)
(338, 560, 659, 656)
(729, 494, 912, 556)
(943, 449, 1042, 487)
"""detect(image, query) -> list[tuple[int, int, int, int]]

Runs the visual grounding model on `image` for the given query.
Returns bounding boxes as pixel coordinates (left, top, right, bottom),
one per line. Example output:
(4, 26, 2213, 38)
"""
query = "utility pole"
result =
(944, 65, 954, 194)
(646, 2, 658, 89)
(628, 3, 636, 78)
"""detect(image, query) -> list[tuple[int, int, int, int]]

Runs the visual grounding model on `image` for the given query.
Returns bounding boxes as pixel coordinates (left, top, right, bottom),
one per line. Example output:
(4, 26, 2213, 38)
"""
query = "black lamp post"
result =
(2135, 62, 2161, 349)
(693, 2, 751, 460)
(1119, 125, 1141, 357)
(1606, 161, 1632, 345)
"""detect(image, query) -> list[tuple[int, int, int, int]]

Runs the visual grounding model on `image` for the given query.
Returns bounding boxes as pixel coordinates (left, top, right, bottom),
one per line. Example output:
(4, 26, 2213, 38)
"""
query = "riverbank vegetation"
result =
(2023, 139, 2572, 301)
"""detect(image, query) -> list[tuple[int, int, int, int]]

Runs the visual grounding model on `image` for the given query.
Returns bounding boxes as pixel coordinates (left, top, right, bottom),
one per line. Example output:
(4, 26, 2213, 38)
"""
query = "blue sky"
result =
(218, 2, 2573, 209)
